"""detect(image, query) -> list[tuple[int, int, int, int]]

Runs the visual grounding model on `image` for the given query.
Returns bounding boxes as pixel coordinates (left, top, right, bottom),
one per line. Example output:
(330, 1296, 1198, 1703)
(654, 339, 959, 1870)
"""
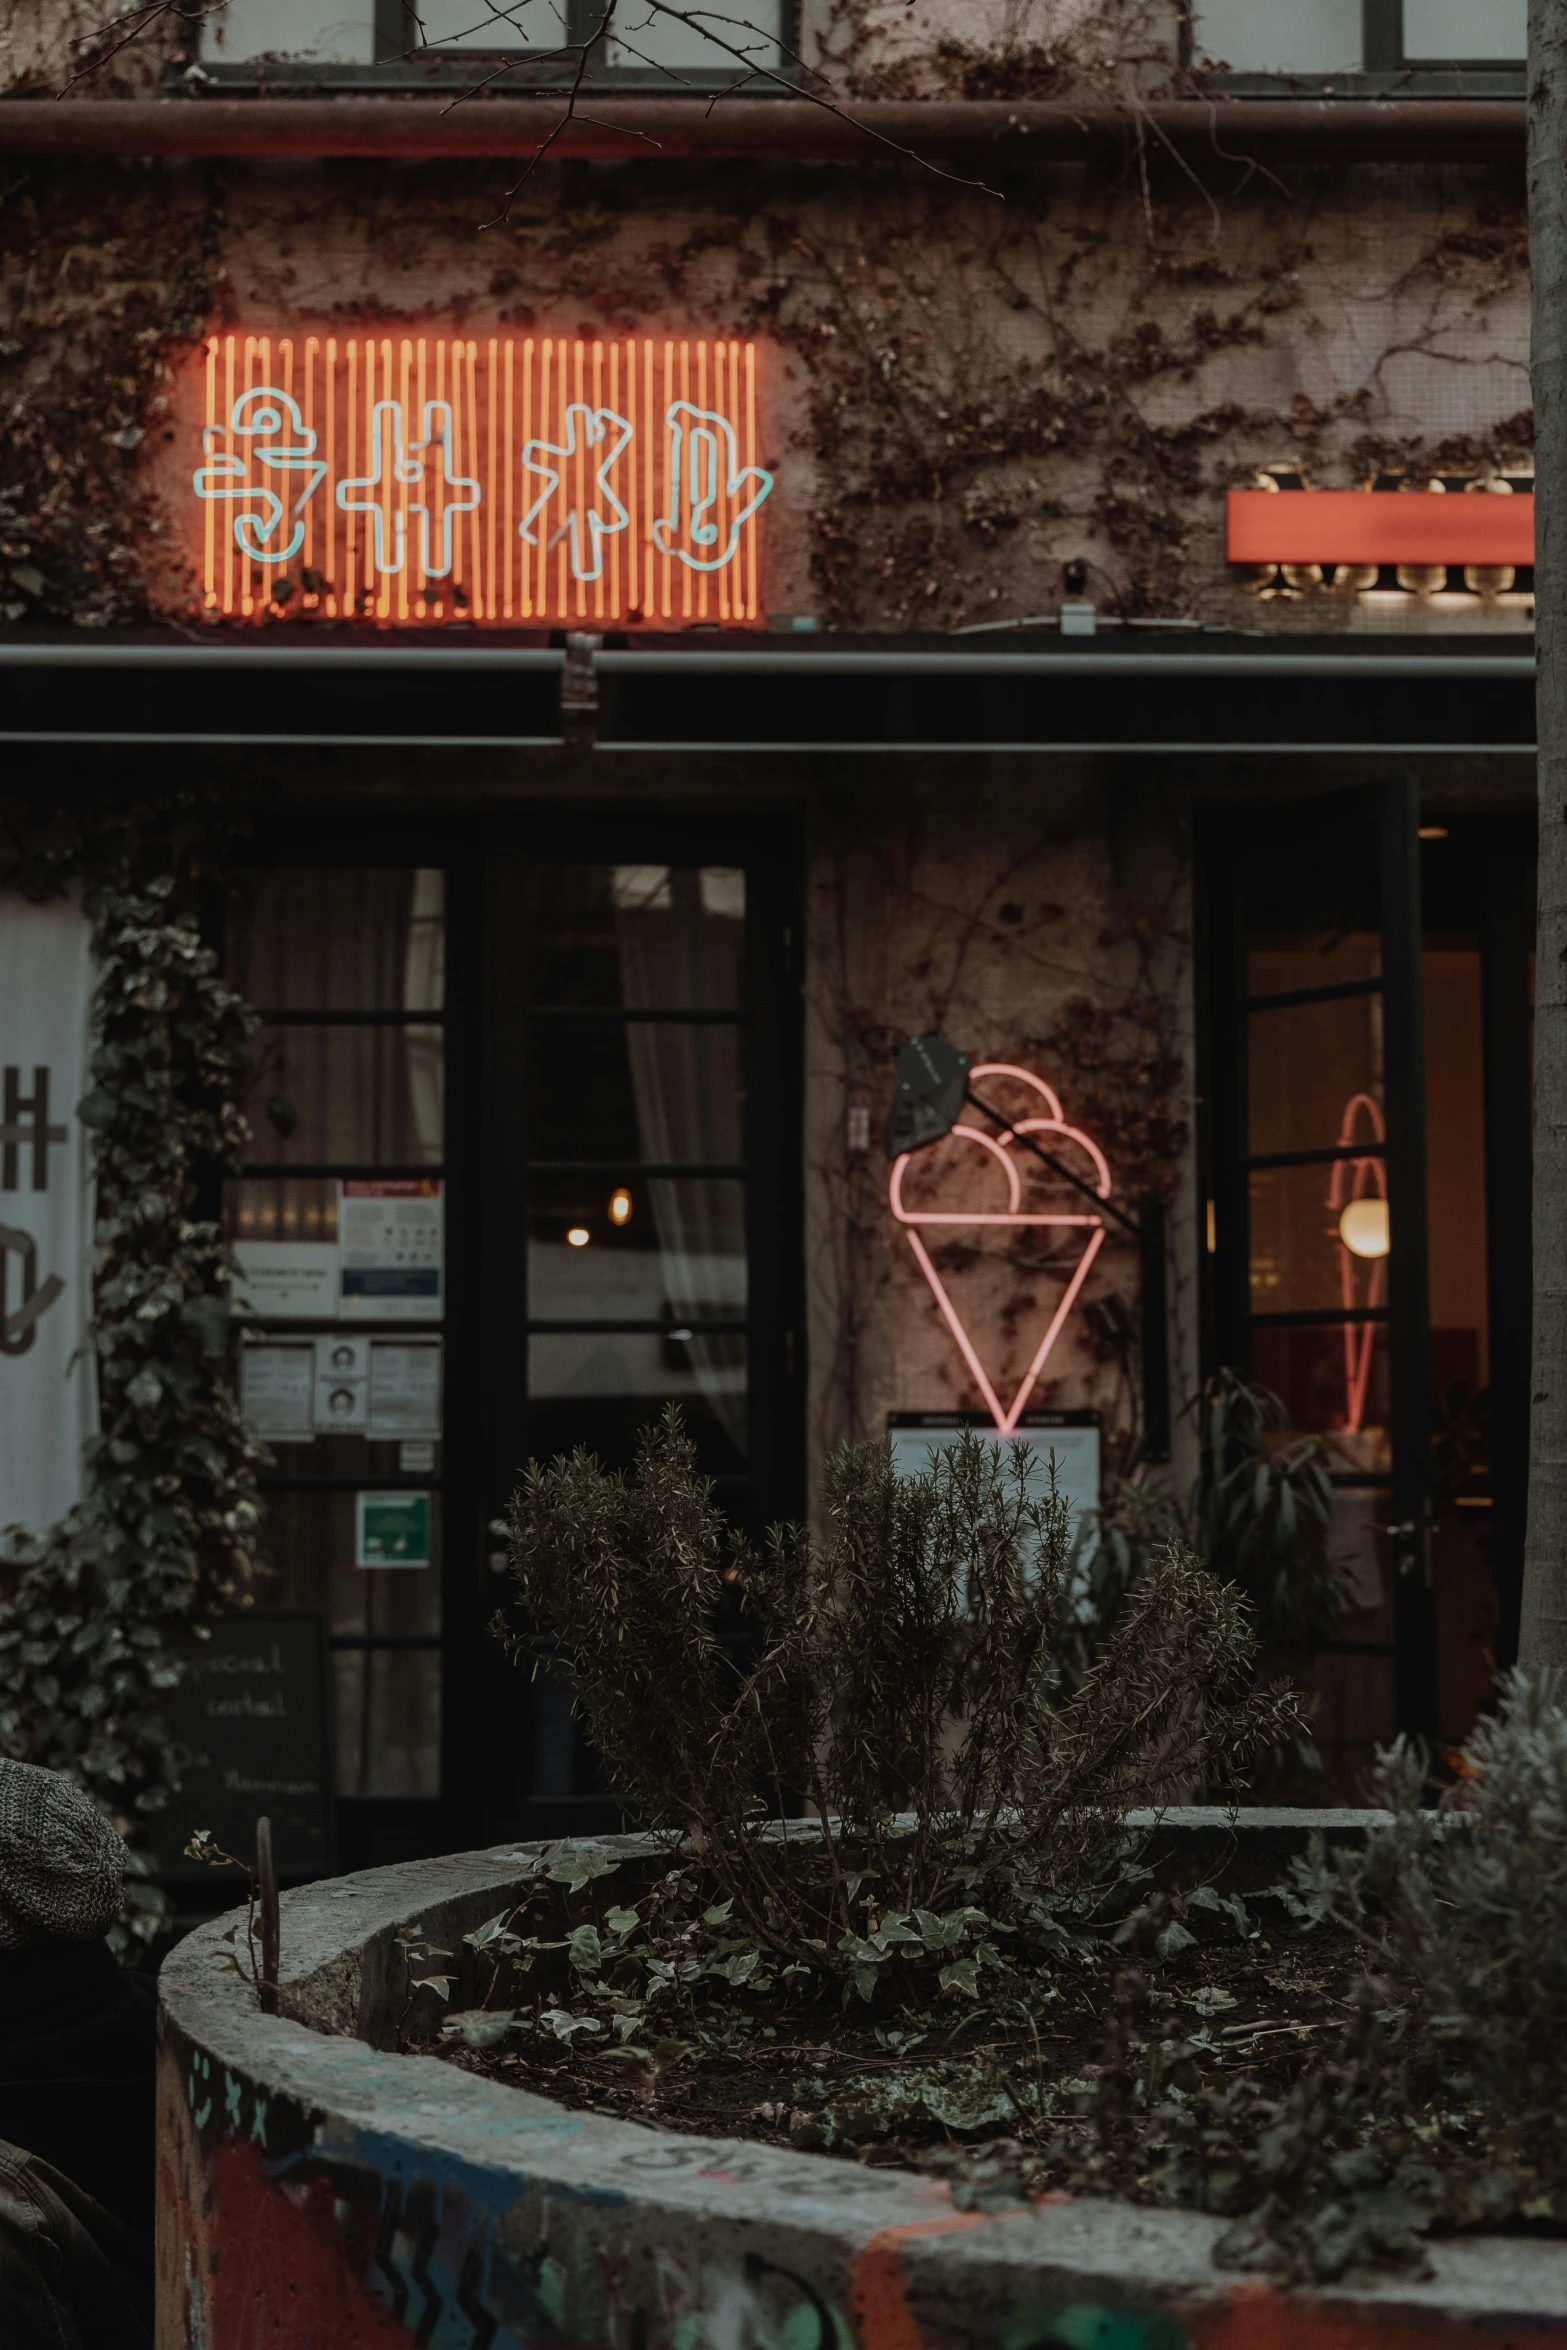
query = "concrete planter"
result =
(157, 1816, 1567, 2350)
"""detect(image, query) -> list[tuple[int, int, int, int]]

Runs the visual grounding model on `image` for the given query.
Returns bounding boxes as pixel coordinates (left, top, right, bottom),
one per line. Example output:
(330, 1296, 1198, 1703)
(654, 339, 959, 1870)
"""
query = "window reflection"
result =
(227, 868, 445, 1012)
(243, 1025, 444, 1166)
(525, 863, 751, 1479)
(523, 863, 745, 1008)
(333, 1650, 440, 1800)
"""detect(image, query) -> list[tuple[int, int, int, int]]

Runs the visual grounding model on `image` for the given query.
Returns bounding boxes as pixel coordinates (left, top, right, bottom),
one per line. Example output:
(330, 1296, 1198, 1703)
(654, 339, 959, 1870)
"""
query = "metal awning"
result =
(0, 634, 1536, 753)
(593, 640, 1538, 754)
(0, 644, 565, 746)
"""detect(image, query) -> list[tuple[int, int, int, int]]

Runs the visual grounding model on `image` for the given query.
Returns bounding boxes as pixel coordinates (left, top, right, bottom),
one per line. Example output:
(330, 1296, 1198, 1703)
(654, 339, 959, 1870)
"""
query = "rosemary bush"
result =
(476, 1416, 1304, 2038)
(1301, 1670, 1567, 2168)
(1141, 1672, 1567, 2279)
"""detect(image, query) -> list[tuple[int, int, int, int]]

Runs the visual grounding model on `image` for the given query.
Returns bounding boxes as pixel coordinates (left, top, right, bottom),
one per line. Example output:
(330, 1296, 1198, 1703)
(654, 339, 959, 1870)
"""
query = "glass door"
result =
(1201, 784, 1535, 1794)
(1202, 779, 1434, 1791)
(478, 819, 804, 1836)
(224, 859, 449, 1871)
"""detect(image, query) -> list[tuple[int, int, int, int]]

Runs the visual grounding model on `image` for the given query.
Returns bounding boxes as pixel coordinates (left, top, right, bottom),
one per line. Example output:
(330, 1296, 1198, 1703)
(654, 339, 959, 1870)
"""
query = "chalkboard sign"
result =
(152, 1613, 334, 1884)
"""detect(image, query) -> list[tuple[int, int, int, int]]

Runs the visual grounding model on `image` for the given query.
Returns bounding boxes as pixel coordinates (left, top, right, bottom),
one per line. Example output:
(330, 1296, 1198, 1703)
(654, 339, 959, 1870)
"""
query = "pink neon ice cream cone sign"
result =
(889, 1063, 1113, 1435)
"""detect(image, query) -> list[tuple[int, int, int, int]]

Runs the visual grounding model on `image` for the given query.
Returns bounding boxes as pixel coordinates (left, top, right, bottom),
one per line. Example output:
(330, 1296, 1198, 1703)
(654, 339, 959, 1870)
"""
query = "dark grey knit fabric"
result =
(0, 1764, 124, 1951)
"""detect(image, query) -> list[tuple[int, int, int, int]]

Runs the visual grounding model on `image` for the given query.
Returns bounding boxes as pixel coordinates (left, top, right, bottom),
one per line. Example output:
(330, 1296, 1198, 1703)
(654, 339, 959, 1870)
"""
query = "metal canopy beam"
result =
(0, 637, 1537, 753)
(592, 642, 1538, 754)
(0, 645, 565, 745)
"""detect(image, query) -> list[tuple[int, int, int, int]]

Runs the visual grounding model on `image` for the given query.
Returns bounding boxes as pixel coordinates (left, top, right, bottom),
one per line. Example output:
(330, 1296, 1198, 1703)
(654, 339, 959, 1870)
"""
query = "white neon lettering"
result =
(653, 401, 774, 574)
(519, 404, 634, 583)
(193, 385, 328, 564)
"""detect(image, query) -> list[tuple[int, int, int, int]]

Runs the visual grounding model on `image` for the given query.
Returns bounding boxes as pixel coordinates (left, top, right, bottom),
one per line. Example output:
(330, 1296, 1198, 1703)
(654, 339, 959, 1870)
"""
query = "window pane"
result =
(200, 0, 375, 64)
(1191, 0, 1359, 72)
(1297, 1646, 1397, 1803)
(527, 1175, 747, 1320)
(227, 868, 444, 1012)
(1247, 999, 1384, 1158)
(524, 864, 744, 1009)
(1249, 1163, 1388, 1317)
(1251, 1322, 1392, 1467)
(263, 1433, 443, 1481)
(1247, 930, 1382, 998)
(1404, 0, 1524, 60)
(334, 1649, 440, 1798)
(243, 1025, 444, 1166)
(226, 1180, 445, 1327)
(526, 1021, 743, 1164)
(526, 1332, 747, 1471)
(256, 1489, 442, 1637)
(226, 1175, 339, 1246)
(414, 0, 566, 47)
(606, 0, 779, 69)
(1425, 948, 1488, 1393)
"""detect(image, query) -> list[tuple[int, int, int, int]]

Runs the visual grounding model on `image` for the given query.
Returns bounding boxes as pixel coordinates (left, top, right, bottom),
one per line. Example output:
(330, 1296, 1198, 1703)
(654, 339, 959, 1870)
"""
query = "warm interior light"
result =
(1418, 825, 1449, 840)
(566, 1226, 591, 1248)
(1339, 1198, 1390, 1259)
(609, 1187, 632, 1226)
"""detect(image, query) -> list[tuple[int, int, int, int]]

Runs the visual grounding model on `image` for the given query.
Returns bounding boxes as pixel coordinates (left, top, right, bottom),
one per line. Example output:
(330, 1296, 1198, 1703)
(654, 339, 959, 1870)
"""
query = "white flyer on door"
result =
(232, 1242, 340, 1321)
(338, 1181, 443, 1321)
(368, 1339, 443, 1437)
(239, 1341, 315, 1440)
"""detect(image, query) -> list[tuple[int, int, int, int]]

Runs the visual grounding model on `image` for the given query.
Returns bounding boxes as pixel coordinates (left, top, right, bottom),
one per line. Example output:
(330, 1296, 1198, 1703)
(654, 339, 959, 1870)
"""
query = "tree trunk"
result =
(1522, 0, 1567, 1667)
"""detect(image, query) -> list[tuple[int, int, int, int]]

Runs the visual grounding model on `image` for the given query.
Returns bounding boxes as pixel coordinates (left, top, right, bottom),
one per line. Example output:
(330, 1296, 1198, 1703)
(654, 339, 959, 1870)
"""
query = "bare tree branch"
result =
(53, 0, 1003, 211)
(415, 0, 1000, 205)
(478, 0, 615, 225)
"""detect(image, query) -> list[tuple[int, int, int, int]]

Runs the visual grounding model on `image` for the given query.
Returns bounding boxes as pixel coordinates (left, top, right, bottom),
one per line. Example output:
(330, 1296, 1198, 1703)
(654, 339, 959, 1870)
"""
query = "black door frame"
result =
(1197, 780, 1536, 1735)
(226, 802, 805, 1864)
(1199, 779, 1433, 1731)
(476, 808, 805, 1842)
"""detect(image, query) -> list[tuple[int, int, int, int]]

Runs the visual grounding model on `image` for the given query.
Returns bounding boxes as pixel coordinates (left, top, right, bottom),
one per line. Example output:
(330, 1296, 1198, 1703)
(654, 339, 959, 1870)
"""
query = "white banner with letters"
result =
(0, 891, 97, 1540)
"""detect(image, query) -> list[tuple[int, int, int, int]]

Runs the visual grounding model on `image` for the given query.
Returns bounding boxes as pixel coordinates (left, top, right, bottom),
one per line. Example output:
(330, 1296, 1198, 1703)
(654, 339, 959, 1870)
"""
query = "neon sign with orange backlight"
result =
(192, 332, 772, 625)
(889, 1063, 1112, 1436)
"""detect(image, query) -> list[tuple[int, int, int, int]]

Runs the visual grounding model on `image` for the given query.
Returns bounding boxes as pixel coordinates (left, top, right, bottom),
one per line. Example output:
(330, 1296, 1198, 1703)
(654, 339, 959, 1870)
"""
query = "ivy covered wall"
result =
(0, 145, 1532, 634)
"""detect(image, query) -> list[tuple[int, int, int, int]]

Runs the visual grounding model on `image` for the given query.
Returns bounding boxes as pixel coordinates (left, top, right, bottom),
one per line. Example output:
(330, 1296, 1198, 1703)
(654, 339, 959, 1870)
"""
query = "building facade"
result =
(0, 0, 1536, 1864)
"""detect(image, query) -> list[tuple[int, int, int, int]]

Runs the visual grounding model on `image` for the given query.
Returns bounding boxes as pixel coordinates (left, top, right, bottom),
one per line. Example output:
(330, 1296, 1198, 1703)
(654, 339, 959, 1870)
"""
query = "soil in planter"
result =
(440, 1911, 1361, 2194)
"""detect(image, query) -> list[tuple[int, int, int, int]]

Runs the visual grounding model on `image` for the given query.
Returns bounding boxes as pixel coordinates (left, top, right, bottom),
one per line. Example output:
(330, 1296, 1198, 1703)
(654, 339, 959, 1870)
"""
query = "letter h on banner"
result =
(1, 1066, 68, 1193)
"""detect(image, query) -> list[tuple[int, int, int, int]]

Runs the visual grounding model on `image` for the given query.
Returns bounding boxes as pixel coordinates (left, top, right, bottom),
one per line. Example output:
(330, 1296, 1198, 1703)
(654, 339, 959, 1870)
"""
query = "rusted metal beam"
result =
(0, 96, 1527, 164)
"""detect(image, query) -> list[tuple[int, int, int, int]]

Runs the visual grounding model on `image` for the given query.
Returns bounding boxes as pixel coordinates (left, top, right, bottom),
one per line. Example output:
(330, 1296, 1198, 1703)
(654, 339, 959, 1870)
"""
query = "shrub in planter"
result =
(477, 1416, 1303, 2028)
(421, 1425, 1567, 2282)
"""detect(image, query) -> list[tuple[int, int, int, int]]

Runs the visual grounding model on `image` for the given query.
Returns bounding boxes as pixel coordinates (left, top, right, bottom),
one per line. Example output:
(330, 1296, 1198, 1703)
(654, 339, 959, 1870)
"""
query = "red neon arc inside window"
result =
(193, 331, 771, 626)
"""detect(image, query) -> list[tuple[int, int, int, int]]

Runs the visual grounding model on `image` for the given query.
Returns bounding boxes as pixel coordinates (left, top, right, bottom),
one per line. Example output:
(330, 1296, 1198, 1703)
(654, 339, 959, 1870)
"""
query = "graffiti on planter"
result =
(166, 2027, 1199, 2350)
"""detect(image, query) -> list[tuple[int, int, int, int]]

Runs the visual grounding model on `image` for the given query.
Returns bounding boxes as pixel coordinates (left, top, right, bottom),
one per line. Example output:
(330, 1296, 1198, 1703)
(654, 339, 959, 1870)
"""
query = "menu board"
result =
(152, 1613, 333, 1884)
(887, 1410, 1102, 1551)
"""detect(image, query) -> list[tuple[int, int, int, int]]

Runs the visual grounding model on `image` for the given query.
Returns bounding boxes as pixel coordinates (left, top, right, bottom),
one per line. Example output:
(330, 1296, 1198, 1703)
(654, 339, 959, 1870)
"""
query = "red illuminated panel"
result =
(1227, 487, 1533, 567)
(194, 332, 770, 625)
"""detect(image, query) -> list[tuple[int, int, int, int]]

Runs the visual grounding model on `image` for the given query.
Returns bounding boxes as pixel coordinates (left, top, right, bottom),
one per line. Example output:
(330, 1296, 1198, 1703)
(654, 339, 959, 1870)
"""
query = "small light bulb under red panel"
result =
(193, 331, 772, 627)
